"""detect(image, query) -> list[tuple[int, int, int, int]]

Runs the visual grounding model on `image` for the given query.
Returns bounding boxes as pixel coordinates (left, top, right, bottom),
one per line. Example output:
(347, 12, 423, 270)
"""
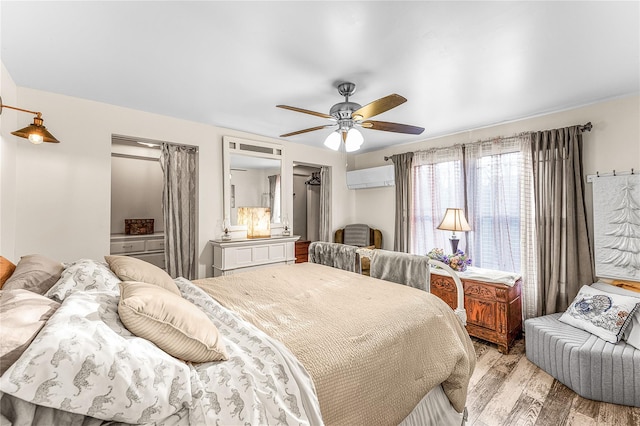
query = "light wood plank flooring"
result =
(466, 337, 640, 426)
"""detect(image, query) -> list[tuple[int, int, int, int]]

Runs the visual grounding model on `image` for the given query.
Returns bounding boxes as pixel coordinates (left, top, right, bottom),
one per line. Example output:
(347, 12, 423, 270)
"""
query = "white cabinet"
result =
(210, 236, 299, 277)
(110, 233, 165, 269)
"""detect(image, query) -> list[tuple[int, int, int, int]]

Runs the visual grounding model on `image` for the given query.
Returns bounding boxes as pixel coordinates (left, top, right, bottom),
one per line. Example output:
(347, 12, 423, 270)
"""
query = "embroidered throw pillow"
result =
(591, 282, 640, 349)
(559, 285, 639, 343)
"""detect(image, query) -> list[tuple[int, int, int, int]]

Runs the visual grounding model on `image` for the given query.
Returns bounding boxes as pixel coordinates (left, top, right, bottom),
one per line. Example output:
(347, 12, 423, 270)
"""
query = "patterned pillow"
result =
(0, 289, 60, 375)
(559, 285, 639, 343)
(0, 290, 192, 423)
(0, 256, 16, 288)
(3, 254, 64, 294)
(105, 255, 180, 295)
(591, 282, 640, 349)
(118, 281, 228, 362)
(46, 259, 121, 302)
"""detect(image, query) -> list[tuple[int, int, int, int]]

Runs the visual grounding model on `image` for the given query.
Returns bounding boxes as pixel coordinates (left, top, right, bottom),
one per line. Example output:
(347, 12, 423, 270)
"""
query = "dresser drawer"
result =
(110, 240, 145, 254)
(145, 239, 164, 251)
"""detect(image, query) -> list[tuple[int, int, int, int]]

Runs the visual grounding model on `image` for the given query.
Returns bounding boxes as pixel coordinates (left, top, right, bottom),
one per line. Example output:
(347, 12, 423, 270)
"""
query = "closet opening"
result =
(110, 135, 198, 279)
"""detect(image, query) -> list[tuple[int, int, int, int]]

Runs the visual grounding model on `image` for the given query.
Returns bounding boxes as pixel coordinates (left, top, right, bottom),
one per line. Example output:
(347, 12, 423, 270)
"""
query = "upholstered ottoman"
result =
(525, 313, 640, 407)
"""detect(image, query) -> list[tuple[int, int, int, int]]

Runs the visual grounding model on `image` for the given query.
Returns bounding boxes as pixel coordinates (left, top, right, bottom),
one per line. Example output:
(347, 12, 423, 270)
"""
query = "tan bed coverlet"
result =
(195, 262, 475, 426)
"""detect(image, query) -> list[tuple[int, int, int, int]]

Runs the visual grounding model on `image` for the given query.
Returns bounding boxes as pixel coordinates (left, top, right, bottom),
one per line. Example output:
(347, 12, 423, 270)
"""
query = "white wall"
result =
(0, 63, 18, 261)
(353, 95, 640, 251)
(5, 79, 355, 277)
(110, 157, 164, 234)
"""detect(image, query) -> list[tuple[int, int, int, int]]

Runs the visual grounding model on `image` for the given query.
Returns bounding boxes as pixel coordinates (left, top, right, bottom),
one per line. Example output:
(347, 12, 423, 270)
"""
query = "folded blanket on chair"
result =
(370, 249, 429, 291)
(308, 241, 359, 272)
(343, 224, 370, 247)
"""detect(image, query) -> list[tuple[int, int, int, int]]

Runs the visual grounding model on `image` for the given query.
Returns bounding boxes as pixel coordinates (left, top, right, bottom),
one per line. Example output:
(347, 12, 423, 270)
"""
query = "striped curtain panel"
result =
(391, 152, 414, 252)
(160, 143, 197, 279)
(319, 166, 331, 242)
(531, 126, 594, 315)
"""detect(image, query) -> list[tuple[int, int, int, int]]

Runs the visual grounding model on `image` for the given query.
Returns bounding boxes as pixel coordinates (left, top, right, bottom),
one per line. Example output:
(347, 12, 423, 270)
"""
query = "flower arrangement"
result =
(426, 248, 472, 272)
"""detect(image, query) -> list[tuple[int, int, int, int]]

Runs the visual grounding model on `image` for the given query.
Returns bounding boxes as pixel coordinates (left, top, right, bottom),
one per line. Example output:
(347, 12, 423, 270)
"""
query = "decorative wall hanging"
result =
(591, 172, 640, 280)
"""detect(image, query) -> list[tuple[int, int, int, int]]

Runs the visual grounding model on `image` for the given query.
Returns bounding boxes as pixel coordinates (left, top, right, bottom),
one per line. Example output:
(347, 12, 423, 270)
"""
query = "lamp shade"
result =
(437, 208, 471, 232)
(237, 207, 271, 238)
(11, 115, 60, 144)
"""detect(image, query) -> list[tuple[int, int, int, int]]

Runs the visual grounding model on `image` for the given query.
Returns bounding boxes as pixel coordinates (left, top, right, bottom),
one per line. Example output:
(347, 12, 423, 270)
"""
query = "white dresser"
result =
(110, 233, 165, 269)
(210, 236, 299, 277)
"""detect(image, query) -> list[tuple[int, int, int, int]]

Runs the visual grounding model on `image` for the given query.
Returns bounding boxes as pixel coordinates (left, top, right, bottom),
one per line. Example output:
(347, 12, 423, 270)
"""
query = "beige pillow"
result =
(3, 254, 64, 294)
(0, 257, 17, 288)
(0, 289, 61, 375)
(105, 255, 180, 295)
(118, 281, 228, 362)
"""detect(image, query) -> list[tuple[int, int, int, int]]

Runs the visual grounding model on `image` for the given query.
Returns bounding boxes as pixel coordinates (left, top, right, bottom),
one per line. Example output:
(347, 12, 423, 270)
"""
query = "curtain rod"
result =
(383, 121, 593, 161)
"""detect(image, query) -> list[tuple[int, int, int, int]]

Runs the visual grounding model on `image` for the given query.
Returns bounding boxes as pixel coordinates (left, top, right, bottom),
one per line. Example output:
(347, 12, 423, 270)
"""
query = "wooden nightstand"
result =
(295, 240, 311, 263)
(430, 269, 522, 354)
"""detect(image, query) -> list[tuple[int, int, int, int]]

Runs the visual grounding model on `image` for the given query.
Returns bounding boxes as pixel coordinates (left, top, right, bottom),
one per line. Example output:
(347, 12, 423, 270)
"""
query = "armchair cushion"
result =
(335, 227, 382, 249)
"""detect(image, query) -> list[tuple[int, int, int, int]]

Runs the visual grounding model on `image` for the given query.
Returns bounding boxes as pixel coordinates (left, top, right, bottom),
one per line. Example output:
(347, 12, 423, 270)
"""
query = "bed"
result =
(0, 256, 475, 425)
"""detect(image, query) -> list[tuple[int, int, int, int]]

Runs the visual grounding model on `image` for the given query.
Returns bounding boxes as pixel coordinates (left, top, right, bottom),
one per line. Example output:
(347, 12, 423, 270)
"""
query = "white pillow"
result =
(591, 282, 640, 349)
(46, 259, 121, 301)
(559, 285, 639, 343)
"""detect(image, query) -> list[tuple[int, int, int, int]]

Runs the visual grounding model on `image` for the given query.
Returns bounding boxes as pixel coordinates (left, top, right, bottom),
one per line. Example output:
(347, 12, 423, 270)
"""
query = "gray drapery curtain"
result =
(319, 166, 331, 242)
(531, 126, 594, 315)
(391, 152, 414, 252)
(160, 143, 197, 279)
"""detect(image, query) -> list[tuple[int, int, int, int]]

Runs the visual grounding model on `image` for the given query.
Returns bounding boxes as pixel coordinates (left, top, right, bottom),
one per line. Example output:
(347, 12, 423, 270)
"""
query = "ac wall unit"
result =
(346, 165, 395, 189)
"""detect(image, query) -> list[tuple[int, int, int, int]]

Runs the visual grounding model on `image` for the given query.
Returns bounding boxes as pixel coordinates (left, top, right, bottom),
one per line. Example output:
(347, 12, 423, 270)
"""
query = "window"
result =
(411, 139, 526, 274)
(467, 151, 521, 272)
(410, 147, 465, 256)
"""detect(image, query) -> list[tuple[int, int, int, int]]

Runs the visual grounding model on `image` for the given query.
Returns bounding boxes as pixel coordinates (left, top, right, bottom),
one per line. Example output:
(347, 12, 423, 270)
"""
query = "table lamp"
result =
(437, 208, 471, 253)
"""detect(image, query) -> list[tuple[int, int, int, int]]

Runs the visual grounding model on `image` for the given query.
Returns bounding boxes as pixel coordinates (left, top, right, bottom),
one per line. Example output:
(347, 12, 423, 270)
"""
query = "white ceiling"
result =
(2, 1, 638, 153)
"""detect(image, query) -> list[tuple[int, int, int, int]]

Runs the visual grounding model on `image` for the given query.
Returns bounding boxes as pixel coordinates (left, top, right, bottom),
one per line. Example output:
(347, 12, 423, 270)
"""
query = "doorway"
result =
(292, 163, 322, 242)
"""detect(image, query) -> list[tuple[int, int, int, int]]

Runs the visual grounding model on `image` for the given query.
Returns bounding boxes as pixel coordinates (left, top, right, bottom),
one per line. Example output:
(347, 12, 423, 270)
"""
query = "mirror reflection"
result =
(229, 154, 281, 225)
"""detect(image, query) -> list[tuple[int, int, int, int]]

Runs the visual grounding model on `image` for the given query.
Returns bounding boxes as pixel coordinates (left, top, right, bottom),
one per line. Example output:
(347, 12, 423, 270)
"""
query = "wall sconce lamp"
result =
(437, 208, 471, 253)
(237, 207, 271, 239)
(0, 95, 60, 144)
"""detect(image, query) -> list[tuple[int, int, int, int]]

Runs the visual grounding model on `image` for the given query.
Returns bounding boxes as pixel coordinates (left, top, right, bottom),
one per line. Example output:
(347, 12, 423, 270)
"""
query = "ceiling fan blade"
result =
(277, 105, 333, 119)
(351, 94, 407, 120)
(280, 124, 334, 138)
(361, 120, 425, 135)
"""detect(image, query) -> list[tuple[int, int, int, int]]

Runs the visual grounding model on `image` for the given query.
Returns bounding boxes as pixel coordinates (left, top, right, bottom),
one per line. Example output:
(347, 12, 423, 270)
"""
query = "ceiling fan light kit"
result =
(277, 82, 424, 152)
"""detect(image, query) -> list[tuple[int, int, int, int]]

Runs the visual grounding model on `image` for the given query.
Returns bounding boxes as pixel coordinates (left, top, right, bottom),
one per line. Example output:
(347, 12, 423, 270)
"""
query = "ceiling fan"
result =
(277, 82, 425, 152)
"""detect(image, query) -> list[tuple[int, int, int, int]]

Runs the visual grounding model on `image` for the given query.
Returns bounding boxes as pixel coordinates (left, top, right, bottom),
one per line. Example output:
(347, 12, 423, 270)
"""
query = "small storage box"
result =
(124, 219, 155, 235)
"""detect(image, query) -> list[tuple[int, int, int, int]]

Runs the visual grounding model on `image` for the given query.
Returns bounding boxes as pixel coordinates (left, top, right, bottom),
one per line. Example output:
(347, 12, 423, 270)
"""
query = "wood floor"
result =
(466, 337, 640, 426)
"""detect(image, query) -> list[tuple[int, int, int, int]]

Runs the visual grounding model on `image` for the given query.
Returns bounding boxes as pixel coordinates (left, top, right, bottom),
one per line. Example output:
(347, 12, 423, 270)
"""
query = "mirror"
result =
(223, 137, 285, 231)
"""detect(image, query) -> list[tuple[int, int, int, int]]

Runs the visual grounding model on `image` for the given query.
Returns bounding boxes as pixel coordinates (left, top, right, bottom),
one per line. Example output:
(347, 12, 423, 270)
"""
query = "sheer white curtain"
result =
(519, 135, 538, 319)
(410, 146, 465, 256)
(465, 137, 522, 271)
(410, 137, 538, 319)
